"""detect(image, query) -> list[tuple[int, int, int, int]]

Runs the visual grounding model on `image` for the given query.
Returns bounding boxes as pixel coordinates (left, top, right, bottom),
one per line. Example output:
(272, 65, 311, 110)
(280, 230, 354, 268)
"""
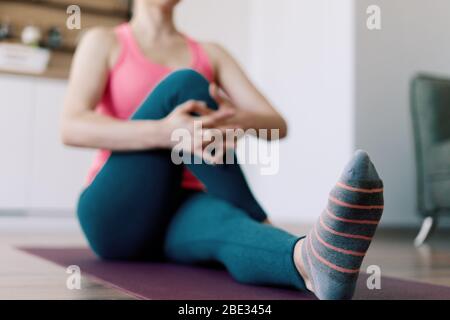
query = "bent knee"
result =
(165, 69, 209, 87)
(161, 69, 212, 102)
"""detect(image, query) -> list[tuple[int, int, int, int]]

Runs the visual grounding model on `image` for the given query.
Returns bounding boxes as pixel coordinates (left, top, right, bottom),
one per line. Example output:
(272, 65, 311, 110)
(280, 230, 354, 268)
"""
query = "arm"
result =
(61, 28, 169, 151)
(204, 43, 288, 140)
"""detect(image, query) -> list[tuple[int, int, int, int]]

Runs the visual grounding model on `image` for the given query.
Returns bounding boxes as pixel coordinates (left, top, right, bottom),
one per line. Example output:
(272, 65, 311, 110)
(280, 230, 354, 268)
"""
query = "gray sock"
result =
(301, 150, 384, 300)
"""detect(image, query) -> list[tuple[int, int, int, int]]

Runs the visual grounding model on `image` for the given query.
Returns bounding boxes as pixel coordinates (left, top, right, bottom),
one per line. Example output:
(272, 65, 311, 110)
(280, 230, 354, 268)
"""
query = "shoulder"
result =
(201, 42, 230, 61)
(76, 27, 119, 67)
(200, 42, 235, 74)
(79, 27, 117, 50)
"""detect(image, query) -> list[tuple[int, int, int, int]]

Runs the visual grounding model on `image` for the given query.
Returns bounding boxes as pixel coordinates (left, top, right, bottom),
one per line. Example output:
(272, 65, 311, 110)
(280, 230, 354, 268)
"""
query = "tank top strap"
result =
(114, 23, 142, 61)
(184, 35, 214, 81)
(182, 35, 200, 67)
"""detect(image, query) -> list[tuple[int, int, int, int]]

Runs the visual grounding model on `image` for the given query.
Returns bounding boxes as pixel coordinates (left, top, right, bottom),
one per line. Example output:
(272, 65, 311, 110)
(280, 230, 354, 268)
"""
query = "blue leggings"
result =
(77, 70, 306, 290)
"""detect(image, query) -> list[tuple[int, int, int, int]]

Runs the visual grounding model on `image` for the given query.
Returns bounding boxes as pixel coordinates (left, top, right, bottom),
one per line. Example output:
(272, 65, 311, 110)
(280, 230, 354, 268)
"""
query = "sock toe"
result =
(340, 150, 380, 182)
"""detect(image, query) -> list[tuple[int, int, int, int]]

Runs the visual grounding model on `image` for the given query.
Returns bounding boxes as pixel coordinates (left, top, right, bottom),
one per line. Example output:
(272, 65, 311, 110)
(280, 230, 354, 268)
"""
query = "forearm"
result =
(238, 110, 288, 140)
(61, 112, 170, 151)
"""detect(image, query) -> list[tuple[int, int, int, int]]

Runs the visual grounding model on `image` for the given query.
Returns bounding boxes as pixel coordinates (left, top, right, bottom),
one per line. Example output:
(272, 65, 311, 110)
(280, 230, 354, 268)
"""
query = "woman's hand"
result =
(209, 83, 249, 133)
(161, 100, 236, 163)
(209, 82, 286, 141)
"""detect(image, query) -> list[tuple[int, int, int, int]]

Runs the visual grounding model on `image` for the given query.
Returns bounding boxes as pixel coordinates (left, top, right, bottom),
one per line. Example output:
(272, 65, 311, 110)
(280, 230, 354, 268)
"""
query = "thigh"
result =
(78, 150, 183, 261)
(77, 72, 190, 260)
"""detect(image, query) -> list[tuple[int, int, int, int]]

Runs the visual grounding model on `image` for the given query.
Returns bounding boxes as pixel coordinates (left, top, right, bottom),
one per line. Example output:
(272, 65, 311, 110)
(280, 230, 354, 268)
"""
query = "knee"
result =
(164, 69, 209, 89)
(132, 69, 215, 121)
(159, 69, 217, 111)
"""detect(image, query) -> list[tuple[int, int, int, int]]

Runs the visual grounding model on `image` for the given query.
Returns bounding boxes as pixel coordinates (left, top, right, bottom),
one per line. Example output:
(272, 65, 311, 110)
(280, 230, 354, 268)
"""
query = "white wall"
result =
(177, 0, 355, 224)
(355, 0, 450, 226)
(0, 75, 34, 209)
(246, 0, 355, 223)
(30, 78, 93, 210)
(176, 0, 252, 65)
(0, 75, 94, 214)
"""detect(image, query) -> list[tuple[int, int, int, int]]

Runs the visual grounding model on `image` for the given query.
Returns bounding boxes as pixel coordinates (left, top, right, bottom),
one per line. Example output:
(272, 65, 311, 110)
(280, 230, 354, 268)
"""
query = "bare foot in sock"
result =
(293, 150, 384, 300)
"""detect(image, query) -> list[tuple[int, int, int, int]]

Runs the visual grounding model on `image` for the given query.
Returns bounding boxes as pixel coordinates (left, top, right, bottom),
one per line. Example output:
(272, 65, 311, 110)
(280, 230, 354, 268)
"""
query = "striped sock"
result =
(301, 150, 384, 300)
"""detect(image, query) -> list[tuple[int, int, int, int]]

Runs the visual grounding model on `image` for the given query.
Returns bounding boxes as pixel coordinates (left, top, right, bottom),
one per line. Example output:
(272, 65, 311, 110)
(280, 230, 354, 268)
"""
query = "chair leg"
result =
(414, 216, 437, 247)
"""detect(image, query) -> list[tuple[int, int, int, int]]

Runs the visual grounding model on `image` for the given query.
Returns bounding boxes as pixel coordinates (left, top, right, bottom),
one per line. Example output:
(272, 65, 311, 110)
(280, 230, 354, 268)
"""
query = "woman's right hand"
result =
(161, 100, 236, 162)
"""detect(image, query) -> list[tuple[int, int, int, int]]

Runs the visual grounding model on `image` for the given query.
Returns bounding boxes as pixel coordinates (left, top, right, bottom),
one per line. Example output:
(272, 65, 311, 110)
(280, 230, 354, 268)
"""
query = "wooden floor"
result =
(1, 220, 450, 300)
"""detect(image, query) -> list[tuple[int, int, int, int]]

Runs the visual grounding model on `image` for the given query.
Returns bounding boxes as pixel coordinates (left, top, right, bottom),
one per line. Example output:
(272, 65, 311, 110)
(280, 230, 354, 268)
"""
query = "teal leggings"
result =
(77, 69, 306, 290)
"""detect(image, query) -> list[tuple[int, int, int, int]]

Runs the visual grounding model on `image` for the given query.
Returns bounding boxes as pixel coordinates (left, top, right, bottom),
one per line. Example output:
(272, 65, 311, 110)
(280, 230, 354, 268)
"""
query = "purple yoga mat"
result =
(19, 247, 450, 300)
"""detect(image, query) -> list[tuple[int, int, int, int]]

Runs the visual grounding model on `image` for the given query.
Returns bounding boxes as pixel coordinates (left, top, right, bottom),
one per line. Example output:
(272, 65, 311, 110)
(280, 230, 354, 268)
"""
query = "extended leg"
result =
(165, 150, 384, 300)
(164, 192, 307, 290)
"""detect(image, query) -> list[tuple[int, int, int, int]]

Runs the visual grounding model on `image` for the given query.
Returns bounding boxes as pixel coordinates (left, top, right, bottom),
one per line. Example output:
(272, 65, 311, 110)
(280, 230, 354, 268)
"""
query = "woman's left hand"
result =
(209, 83, 249, 133)
(198, 84, 248, 164)
(204, 83, 283, 164)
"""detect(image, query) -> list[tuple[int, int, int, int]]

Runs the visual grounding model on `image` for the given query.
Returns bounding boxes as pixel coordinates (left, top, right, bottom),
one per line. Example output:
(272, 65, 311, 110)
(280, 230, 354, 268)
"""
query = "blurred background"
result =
(0, 0, 449, 232)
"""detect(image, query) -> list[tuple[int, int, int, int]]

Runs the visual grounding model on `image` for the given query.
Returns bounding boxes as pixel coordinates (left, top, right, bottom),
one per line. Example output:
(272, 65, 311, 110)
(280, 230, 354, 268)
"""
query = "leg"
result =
(77, 87, 187, 260)
(164, 192, 308, 290)
(77, 69, 266, 260)
(166, 150, 385, 300)
(414, 215, 438, 247)
(133, 69, 268, 222)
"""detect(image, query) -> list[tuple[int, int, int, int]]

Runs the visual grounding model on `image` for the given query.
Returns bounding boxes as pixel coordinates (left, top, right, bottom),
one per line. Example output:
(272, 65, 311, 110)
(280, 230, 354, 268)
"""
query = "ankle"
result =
(293, 239, 314, 292)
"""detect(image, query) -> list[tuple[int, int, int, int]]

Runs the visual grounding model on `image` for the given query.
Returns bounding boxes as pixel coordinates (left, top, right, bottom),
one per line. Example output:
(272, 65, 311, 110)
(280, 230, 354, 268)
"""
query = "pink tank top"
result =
(85, 23, 215, 189)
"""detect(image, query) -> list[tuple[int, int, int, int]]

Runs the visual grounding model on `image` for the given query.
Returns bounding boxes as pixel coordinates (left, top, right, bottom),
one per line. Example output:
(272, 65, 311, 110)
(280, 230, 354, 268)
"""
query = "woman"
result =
(62, 0, 384, 300)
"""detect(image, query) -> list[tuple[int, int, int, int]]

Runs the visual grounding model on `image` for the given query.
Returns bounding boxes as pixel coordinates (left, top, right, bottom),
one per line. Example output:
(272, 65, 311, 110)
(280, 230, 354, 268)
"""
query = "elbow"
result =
(278, 117, 289, 140)
(60, 118, 79, 147)
(60, 127, 75, 147)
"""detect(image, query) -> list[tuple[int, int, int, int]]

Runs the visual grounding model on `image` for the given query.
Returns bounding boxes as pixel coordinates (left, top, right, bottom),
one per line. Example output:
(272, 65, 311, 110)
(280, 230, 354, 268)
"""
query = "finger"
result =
(179, 100, 211, 115)
(215, 124, 245, 132)
(188, 101, 214, 116)
(202, 127, 229, 139)
(177, 100, 196, 113)
(200, 109, 236, 128)
(209, 83, 224, 104)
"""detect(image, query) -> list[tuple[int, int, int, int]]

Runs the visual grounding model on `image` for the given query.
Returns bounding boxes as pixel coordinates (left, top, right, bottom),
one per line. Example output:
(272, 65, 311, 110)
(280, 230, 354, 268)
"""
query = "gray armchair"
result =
(411, 74, 450, 246)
